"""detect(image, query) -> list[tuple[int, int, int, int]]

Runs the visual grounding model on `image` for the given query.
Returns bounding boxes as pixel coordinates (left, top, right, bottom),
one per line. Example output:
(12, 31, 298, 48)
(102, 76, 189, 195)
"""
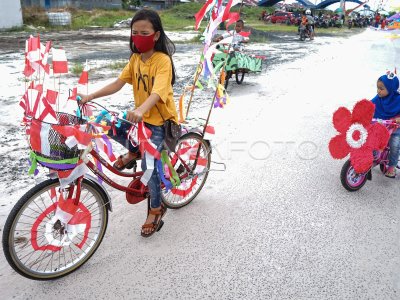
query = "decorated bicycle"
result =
(210, 19, 264, 89)
(2, 0, 243, 280)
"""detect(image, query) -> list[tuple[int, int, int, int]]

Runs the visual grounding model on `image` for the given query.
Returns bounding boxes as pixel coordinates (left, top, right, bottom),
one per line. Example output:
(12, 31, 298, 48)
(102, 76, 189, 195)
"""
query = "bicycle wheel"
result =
(340, 159, 368, 192)
(2, 178, 109, 280)
(162, 133, 211, 209)
(235, 70, 245, 84)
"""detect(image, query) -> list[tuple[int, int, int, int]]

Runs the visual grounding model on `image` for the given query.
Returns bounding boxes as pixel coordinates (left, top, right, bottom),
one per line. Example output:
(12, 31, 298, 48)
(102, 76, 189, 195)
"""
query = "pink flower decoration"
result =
(329, 99, 390, 173)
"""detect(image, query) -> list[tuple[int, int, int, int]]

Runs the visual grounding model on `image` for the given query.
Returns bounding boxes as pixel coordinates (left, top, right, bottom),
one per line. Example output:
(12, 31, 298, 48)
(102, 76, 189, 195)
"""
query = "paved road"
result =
(1, 29, 400, 299)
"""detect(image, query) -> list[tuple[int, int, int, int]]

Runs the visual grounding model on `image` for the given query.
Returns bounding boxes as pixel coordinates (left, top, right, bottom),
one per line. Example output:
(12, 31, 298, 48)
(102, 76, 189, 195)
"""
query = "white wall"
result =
(0, 0, 23, 29)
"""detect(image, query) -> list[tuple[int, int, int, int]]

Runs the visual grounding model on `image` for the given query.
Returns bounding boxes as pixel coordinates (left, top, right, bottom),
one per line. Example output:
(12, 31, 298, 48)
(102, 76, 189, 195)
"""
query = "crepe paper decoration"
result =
(157, 160, 173, 192)
(194, 0, 214, 30)
(94, 134, 117, 162)
(195, 80, 204, 90)
(52, 48, 68, 74)
(161, 150, 180, 187)
(54, 192, 79, 224)
(31, 198, 91, 251)
(57, 160, 89, 189)
(52, 124, 92, 149)
(78, 61, 89, 85)
(328, 99, 390, 173)
(178, 93, 186, 123)
(225, 12, 240, 30)
(138, 122, 160, 160)
(171, 177, 198, 197)
(30, 119, 52, 156)
(28, 151, 79, 175)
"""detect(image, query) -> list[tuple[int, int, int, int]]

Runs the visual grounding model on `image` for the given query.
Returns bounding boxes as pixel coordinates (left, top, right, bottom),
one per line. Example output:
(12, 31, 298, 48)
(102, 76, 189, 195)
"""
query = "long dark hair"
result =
(129, 9, 176, 85)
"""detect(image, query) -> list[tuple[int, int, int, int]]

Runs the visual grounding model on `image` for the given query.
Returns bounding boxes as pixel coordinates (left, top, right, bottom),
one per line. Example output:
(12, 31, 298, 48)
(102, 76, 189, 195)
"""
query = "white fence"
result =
(0, 0, 23, 29)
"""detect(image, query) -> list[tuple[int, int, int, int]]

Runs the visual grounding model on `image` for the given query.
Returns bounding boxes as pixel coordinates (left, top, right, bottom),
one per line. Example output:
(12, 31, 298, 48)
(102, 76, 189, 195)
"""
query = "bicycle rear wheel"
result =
(2, 178, 108, 280)
(162, 133, 211, 209)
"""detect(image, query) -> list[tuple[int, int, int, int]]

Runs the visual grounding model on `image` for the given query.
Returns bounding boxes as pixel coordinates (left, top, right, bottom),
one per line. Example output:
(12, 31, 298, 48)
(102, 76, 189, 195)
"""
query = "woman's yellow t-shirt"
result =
(119, 52, 178, 126)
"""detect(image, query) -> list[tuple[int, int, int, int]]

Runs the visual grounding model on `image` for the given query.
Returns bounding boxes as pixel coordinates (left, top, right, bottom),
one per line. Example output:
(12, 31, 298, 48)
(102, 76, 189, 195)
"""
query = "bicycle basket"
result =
(29, 112, 87, 171)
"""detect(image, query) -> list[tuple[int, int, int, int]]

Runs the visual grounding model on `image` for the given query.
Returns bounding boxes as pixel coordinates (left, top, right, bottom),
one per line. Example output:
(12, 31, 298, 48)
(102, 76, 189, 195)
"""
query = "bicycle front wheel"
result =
(2, 178, 109, 280)
(162, 133, 211, 209)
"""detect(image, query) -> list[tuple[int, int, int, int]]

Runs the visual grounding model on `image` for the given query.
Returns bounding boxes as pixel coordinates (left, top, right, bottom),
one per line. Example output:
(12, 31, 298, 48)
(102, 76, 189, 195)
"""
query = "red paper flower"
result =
(329, 99, 390, 173)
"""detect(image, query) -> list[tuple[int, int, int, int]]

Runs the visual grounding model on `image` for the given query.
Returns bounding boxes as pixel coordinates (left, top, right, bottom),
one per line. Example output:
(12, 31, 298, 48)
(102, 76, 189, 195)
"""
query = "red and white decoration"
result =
(329, 99, 390, 173)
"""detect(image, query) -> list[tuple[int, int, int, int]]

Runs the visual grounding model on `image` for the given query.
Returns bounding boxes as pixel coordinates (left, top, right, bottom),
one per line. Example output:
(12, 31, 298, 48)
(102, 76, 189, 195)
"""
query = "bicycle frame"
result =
(79, 139, 195, 200)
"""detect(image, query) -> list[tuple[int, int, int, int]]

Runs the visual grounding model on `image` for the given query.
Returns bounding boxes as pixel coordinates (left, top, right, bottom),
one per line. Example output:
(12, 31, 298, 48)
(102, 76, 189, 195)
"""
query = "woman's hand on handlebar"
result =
(126, 109, 143, 123)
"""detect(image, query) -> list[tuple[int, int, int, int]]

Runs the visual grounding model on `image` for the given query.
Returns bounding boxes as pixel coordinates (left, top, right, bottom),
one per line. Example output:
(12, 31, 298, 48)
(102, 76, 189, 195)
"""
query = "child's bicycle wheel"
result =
(340, 159, 368, 191)
(2, 178, 109, 280)
(162, 133, 211, 209)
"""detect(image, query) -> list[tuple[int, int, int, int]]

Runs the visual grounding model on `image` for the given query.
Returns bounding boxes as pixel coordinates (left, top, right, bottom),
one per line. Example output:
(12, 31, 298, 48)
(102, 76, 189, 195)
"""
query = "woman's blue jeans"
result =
(107, 122, 165, 209)
(389, 127, 400, 167)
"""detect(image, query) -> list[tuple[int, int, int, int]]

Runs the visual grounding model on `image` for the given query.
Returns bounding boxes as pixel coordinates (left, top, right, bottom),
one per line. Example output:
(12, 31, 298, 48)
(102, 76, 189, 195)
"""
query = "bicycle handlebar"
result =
(76, 96, 135, 127)
(372, 118, 400, 126)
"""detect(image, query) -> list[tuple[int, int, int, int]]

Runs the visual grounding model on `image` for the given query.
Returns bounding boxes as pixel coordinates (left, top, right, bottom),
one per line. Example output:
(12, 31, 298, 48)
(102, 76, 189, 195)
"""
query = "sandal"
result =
(385, 167, 396, 178)
(141, 205, 167, 238)
(113, 152, 140, 171)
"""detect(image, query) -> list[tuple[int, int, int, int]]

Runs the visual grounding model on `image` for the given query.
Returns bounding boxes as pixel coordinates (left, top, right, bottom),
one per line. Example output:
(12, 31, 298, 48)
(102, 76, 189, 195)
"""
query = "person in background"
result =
(213, 19, 249, 51)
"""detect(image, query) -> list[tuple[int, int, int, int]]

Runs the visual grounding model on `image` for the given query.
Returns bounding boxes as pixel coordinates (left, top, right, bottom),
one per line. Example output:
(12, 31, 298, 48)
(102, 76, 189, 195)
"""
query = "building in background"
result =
(0, 0, 23, 29)
(21, 0, 122, 9)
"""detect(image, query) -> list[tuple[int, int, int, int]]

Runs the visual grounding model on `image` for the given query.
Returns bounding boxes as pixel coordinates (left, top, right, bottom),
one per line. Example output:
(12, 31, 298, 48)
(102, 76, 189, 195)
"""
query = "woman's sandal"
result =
(113, 152, 140, 171)
(141, 205, 167, 238)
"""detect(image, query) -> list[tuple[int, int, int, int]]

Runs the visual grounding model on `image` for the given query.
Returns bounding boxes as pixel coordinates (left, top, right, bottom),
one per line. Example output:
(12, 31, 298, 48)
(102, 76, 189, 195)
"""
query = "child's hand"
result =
(126, 109, 143, 123)
(77, 93, 93, 104)
(395, 117, 400, 124)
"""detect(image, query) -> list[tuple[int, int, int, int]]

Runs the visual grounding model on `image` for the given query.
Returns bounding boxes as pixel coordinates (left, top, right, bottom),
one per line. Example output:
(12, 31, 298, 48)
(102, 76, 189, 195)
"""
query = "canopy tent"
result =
(387, 12, 400, 21)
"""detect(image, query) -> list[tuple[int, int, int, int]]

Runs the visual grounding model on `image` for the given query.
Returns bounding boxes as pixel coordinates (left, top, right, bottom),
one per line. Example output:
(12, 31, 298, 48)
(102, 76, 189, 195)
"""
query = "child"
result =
(372, 72, 400, 178)
(79, 9, 179, 237)
(213, 19, 248, 51)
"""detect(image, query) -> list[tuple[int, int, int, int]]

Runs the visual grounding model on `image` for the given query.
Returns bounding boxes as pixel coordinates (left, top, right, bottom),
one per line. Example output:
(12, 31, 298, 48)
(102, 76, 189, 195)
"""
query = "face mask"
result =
(131, 33, 156, 53)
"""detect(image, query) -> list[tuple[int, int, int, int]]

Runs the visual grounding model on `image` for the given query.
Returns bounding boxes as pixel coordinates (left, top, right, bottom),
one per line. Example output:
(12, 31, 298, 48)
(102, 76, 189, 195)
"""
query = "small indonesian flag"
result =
(57, 160, 89, 189)
(26, 36, 41, 62)
(45, 89, 58, 105)
(30, 119, 51, 156)
(52, 48, 68, 74)
(78, 61, 89, 85)
(38, 96, 57, 122)
(54, 193, 79, 224)
(52, 124, 92, 149)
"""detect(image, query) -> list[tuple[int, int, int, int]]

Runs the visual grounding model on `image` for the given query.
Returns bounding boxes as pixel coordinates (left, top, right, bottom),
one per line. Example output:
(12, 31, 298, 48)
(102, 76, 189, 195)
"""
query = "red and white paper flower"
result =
(328, 99, 390, 173)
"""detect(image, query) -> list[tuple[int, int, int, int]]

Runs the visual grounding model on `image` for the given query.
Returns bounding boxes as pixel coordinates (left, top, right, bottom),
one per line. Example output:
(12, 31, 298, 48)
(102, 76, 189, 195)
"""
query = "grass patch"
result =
(70, 62, 84, 76)
(107, 61, 127, 70)
(16, 3, 356, 38)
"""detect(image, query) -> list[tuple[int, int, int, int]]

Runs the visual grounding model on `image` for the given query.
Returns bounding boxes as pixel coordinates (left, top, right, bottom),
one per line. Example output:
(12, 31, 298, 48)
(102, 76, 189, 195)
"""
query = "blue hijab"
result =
(372, 74, 400, 119)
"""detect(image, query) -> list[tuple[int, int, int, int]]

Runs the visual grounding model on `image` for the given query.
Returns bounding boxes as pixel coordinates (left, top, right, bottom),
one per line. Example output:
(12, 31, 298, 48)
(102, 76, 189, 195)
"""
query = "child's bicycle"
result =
(340, 119, 400, 191)
(2, 105, 212, 280)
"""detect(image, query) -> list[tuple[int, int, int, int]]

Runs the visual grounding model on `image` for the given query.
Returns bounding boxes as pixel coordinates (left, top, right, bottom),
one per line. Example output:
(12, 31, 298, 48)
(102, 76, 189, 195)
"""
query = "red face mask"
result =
(131, 33, 156, 53)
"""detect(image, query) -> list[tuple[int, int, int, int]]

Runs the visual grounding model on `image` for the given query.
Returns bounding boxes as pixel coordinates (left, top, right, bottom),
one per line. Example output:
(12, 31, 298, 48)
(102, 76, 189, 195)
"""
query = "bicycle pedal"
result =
(157, 220, 164, 232)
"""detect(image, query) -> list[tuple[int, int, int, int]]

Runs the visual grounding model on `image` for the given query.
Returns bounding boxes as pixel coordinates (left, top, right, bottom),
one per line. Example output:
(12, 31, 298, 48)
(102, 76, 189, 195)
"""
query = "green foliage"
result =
(71, 9, 133, 29)
(71, 62, 84, 76)
(107, 61, 127, 70)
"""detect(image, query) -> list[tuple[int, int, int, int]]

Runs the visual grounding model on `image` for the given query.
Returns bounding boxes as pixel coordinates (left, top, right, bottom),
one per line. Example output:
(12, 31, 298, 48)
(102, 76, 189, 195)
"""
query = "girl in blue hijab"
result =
(372, 72, 400, 178)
